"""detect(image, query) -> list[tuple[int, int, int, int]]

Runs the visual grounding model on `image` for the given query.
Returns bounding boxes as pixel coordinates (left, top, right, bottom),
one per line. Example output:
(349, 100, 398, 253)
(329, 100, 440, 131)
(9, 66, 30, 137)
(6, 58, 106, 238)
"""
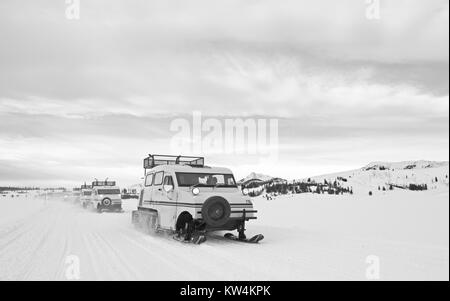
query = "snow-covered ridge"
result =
(304, 160, 449, 195)
(239, 160, 449, 196)
(363, 160, 449, 171)
(238, 172, 277, 184)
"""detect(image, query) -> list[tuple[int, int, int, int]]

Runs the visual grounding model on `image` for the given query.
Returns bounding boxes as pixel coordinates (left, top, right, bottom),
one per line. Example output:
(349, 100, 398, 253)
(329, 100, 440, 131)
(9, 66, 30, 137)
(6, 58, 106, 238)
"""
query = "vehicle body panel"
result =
(90, 186, 122, 211)
(139, 164, 256, 231)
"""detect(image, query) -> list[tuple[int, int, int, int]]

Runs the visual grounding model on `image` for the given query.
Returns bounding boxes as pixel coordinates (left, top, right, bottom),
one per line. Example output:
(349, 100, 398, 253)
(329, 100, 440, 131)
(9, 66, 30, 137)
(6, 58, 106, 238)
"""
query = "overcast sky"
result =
(0, 0, 448, 187)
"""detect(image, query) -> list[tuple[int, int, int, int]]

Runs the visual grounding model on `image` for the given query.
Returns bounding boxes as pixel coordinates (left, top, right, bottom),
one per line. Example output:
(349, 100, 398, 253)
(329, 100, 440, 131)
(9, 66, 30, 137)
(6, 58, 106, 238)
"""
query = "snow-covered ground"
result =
(0, 188, 448, 280)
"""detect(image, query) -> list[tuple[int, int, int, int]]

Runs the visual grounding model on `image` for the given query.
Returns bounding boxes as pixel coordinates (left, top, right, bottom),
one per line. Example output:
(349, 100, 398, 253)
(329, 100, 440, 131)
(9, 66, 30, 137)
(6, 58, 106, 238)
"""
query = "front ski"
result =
(224, 233, 264, 243)
(173, 234, 207, 245)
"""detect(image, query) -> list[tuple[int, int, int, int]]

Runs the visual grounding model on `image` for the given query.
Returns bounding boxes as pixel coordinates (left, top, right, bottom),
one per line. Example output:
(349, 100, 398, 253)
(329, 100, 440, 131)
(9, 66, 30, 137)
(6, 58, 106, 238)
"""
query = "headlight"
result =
(242, 188, 249, 195)
(192, 187, 200, 195)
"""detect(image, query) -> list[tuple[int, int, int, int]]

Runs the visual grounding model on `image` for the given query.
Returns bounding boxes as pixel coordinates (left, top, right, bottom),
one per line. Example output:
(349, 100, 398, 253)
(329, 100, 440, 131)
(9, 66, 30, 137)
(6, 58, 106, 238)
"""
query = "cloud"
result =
(0, 0, 448, 100)
(0, 0, 448, 186)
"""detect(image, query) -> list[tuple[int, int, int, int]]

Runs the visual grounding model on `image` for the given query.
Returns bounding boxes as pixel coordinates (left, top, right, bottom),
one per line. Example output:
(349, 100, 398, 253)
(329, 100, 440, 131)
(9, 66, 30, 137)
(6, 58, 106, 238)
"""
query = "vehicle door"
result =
(152, 172, 177, 230)
(141, 173, 154, 208)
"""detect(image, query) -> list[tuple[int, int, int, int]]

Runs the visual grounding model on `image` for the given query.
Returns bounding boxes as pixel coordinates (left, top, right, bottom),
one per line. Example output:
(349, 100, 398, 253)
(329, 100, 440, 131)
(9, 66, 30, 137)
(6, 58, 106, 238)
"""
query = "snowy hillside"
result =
(302, 160, 449, 195)
(362, 160, 449, 171)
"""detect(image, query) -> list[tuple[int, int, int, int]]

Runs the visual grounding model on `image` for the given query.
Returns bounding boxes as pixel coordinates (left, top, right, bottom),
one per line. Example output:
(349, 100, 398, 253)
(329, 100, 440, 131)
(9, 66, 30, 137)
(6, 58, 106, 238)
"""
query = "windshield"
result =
(176, 173, 237, 187)
(83, 191, 92, 196)
(97, 189, 120, 195)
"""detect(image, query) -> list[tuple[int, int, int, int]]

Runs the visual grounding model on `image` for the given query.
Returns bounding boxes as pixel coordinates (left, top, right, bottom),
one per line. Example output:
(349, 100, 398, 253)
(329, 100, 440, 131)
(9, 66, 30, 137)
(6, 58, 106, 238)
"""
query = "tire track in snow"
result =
(0, 204, 52, 252)
(1, 204, 57, 280)
(90, 231, 139, 280)
(18, 203, 73, 280)
(119, 231, 193, 280)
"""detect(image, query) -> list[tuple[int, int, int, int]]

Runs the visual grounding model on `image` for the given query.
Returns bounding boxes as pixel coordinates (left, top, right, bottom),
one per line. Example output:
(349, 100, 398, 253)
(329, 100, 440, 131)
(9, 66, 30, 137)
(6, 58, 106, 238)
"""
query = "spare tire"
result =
(102, 198, 111, 206)
(201, 196, 231, 227)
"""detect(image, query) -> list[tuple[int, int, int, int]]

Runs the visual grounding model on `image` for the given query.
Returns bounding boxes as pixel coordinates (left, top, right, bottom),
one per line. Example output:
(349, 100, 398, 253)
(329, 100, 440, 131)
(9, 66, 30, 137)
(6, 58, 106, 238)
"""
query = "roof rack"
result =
(92, 180, 116, 187)
(143, 154, 205, 172)
(80, 183, 92, 189)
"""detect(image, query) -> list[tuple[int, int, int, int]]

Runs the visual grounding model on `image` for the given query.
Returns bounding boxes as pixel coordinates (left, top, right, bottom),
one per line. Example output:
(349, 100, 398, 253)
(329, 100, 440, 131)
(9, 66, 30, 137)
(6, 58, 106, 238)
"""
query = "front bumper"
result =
(196, 208, 257, 221)
(195, 208, 257, 231)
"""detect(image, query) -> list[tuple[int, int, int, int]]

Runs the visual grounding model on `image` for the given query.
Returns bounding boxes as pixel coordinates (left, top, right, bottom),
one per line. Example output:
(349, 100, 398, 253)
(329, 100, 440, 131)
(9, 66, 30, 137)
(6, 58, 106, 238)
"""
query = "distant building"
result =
(271, 178, 288, 185)
(125, 184, 143, 195)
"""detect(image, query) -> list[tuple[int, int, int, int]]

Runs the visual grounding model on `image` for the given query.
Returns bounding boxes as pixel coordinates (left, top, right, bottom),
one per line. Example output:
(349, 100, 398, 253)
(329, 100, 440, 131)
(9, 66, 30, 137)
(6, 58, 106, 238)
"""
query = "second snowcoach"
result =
(79, 183, 92, 208)
(90, 180, 123, 213)
(132, 155, 264, 244)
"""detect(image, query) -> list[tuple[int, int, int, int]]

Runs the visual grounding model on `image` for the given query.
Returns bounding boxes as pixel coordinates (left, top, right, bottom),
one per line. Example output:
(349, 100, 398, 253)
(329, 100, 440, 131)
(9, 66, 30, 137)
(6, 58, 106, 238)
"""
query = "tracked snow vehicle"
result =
(90, 180, 123, 213)
(79, 183, 92, 208)
(132, 155, 264, 244)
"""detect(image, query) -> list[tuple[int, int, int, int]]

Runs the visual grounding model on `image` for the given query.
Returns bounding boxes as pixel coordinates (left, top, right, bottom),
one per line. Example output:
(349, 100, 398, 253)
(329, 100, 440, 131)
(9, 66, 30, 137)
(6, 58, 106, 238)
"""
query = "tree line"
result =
(246, 179, 353, 197)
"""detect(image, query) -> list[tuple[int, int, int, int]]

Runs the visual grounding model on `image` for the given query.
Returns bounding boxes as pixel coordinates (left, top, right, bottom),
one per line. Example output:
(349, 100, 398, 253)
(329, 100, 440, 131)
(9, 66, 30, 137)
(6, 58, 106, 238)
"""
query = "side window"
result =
(145, 174, 154, 187)
(153, 172, 164, 186)
(164, 176, 174, 186)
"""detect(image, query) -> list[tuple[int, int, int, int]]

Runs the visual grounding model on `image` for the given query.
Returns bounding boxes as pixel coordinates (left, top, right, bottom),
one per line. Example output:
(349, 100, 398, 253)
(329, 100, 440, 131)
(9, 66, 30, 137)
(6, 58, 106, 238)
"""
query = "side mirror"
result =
(163, 184, 174, 193)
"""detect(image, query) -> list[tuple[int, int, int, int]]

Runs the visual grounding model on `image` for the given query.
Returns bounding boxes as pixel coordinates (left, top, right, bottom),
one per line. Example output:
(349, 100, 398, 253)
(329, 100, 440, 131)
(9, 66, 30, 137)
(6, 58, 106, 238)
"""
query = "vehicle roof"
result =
(92, 186, 120, 189)
(146, 164, 233, 175)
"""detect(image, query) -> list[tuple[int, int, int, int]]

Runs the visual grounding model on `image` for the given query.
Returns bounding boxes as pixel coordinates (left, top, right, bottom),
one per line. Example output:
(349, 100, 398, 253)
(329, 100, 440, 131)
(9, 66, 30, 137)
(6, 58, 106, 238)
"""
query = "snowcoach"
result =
(131, 155, 264, 244)
(79, 183, 93, 208)
(90, 180, 123, 213)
